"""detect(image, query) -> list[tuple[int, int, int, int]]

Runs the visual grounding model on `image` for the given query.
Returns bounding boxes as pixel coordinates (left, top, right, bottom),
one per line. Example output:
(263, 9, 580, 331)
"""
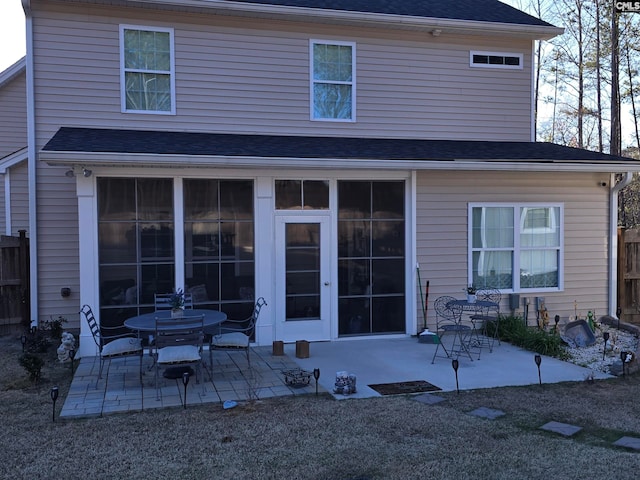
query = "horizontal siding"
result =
(0, 72, 27, 159)
(30, 2, 538, 326)
(32, 2, 534, 152)
(417, 170, 611, 331)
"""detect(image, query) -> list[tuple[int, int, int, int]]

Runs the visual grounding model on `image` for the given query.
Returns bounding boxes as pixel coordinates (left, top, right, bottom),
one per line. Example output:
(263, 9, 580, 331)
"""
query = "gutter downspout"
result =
(610, 172, 633, 317)
(22, 0, 38, 328)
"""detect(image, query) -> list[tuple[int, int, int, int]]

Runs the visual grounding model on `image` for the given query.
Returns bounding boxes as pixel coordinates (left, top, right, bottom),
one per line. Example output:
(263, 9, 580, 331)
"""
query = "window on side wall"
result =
(310, 40, 355, 121)
(120, 25, 175, 114)
(469, 51, 523, 70)
(469, 204, 563, 292)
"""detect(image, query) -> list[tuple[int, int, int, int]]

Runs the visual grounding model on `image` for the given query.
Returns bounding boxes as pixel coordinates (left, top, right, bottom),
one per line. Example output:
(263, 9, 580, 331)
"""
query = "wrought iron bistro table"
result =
(447, 299, 500, 358)
(124, 309, 227, 333)
(124, 309, 227, 374)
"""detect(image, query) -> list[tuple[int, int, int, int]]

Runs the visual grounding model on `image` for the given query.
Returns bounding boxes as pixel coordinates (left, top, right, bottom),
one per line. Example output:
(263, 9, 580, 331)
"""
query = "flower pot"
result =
(467, 294, 477, 304)
(171, 307, 184, 318)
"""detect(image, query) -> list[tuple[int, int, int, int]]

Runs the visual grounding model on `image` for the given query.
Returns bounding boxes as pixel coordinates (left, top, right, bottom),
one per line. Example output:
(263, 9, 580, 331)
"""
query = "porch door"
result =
(275, 216, 331, 342)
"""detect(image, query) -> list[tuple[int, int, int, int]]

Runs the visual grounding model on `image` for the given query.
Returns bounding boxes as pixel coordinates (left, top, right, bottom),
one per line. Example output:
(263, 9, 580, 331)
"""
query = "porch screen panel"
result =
(338, 181, 405, 336)
(184, 179, 255, 320)
(98, 178, 174, 330)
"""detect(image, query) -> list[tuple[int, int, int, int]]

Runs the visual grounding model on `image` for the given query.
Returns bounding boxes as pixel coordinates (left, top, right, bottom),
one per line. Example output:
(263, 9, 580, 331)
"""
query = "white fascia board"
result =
(0, 57, 26, 89)
(40, 150, 640, 174)
(0, 147, 28, 174)
(77, 0, 564, 40)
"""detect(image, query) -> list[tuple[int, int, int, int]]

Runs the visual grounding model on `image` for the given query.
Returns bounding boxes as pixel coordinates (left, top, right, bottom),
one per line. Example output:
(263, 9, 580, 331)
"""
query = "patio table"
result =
(124, 309, 227, 373)
(124, 309, 227, 332)
(447, 299, 500, 358)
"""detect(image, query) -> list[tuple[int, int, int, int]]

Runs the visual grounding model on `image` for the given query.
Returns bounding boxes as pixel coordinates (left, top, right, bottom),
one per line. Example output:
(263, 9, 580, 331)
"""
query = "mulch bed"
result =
(368, 380, 442, 395)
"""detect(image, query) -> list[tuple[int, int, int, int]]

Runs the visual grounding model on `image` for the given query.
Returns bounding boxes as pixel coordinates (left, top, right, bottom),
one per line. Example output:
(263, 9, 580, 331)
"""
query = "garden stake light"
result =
(554, 315, 560, 333)
(620, 351, 628, 378)
(20, 334, 27, 352)
(69, 349, 76, 377)
(182, 372, 190, 409)
(50, 386, 59, 422)
(313, 368, 320, 396)
(452, 359, 459, 393)
(603, 331, 610, 361)
(616, 306, 622, 330)
(534, 355, 542, 385)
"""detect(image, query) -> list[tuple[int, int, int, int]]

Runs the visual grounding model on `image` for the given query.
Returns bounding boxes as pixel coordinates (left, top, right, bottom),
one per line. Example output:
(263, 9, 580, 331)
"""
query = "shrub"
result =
(486, 315, 567, 358)
(43, 315, 67, 340)
(19, 353, 45, 382)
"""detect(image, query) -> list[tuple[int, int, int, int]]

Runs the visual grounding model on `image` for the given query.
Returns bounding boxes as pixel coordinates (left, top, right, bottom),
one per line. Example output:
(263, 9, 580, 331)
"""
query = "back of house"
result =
(19, 0, 640, 355)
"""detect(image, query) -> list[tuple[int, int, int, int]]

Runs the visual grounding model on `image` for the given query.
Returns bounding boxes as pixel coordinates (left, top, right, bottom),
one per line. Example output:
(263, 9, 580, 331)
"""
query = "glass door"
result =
(275, 216, 331, 342)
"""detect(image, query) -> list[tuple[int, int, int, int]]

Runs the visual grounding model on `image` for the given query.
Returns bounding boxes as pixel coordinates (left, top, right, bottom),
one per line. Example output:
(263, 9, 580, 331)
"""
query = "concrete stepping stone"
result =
(540, 421, 582, 437)
(414, 393, 445, 405)
(613, 436, 640, 450)
(468, 407, 505, 420)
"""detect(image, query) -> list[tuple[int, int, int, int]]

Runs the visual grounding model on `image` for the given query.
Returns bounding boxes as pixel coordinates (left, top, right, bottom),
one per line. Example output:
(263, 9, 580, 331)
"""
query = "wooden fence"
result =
(0, 230, 29, 334)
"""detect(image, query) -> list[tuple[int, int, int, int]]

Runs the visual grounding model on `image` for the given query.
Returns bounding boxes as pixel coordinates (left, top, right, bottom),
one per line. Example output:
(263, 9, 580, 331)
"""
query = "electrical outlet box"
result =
(509, 293, 520, 310)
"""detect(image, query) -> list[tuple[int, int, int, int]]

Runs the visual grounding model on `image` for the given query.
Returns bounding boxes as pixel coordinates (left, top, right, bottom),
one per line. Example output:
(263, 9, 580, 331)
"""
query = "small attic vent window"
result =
(470, 51, 523, 69)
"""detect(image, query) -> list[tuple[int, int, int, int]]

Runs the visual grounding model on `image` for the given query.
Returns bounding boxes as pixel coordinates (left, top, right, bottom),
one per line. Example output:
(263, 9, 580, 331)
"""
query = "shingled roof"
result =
(42, 127, 637, 166)
(223, 0, 554, 27)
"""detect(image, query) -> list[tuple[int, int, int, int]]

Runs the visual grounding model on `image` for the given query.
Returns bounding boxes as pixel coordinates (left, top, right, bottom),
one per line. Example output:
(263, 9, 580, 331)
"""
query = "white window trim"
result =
(468, 203, 564, 293)
(119, 24, 176, 115)
(469, 50, 523, 70)
(309, 39, 356, 122)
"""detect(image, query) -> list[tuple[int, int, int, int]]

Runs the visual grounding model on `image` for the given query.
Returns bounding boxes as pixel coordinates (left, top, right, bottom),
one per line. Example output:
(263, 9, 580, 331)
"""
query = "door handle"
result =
(324, 282, 330, 286)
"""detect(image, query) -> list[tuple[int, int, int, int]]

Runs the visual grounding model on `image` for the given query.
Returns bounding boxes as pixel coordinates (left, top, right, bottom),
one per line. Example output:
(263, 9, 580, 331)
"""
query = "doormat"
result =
(368, 380, 442, 396)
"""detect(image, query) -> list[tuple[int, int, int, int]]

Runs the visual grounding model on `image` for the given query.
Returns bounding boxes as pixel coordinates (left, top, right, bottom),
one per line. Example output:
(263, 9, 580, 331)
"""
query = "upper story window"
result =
(120, 25, 175, 114)
(470, 51, 523, 70)
(469, 204, 563, 292)
(310, 40, 355, 121)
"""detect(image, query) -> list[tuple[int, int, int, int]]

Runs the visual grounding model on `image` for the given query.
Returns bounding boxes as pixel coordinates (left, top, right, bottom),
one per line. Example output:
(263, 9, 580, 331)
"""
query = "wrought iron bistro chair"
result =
(469, 288, 502, 351)
(431, 296, 473, 363)
(154, 313, 206, 400)
(80, 304, 143, 388)
(205, 297, 267, 369)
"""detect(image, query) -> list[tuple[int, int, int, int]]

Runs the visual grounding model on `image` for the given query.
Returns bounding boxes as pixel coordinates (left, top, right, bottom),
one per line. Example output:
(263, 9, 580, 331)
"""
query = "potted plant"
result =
(465, 285, 477, 304)
(170, 288, 185, 317)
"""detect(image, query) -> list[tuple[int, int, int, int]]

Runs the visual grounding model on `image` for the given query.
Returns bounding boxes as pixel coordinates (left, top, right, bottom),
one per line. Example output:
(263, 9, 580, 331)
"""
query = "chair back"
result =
(154, 292, 193, 310)
(80, 304, 101, 348)
(478, 288, 501, 304)
(433, 296, 462, 323)
(246, 297, 267, 336)
(154, 314, 205, 353)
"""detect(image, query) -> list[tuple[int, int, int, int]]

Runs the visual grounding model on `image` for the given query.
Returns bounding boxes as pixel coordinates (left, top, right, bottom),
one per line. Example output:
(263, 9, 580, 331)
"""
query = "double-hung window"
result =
(469, 204, 563, 292)
(120, 25, 175, 114)
(310, 40, 355, 121)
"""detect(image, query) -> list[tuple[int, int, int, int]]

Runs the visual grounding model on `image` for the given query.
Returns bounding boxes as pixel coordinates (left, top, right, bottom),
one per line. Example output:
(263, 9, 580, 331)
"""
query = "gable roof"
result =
(41, 127, 640, 173)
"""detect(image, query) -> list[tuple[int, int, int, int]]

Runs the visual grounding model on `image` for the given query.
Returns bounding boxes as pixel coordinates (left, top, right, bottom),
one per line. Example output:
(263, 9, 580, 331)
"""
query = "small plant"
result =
(19, 353, 45, 383)
(43, 315, 67, 340)
(465, 285, 477, 295)
(486, 315, 567, 358)
(169, 289, 185, 309)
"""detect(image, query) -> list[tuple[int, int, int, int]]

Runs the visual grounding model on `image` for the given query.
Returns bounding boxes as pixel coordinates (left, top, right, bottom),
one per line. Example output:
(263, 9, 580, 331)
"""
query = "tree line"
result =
(513, 0, 640, 227)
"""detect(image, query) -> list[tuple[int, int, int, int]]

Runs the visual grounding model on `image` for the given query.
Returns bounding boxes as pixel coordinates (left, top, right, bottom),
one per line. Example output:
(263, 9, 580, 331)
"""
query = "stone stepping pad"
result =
(414, 393, 445, 405)
(540, 421, 582, 437)
(613, 436, 640, 450)
(468, 407, 505, 420)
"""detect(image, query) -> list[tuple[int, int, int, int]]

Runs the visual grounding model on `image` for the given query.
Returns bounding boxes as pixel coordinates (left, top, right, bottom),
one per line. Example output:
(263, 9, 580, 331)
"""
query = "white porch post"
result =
(77, 175, 99, 358)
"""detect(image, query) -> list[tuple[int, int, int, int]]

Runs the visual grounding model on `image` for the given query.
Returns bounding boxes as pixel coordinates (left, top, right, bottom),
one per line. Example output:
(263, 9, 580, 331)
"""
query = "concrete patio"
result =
(60, 336, 612, 419)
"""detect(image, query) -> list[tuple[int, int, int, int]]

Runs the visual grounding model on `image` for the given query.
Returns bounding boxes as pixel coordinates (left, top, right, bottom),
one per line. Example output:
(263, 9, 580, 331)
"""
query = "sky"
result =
(0, 0, 26, 71)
